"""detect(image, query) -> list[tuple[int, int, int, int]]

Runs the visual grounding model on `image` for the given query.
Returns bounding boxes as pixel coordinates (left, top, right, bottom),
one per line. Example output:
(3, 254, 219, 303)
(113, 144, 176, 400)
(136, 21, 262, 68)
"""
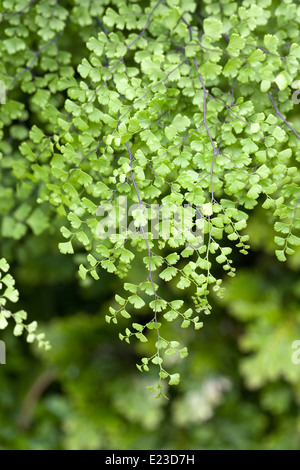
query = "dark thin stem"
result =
(183, 17, 217, 203)
(5, 26, 67, 96)
(126, 143, 159, 341)
(84, 0, 163, 105)
(0, 0, 36, 23)
(96, 18, 108, 35)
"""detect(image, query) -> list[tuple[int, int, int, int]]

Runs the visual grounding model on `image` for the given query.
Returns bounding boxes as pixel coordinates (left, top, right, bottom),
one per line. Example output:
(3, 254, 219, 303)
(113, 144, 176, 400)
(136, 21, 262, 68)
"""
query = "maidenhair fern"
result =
(0, 0, 299, 395)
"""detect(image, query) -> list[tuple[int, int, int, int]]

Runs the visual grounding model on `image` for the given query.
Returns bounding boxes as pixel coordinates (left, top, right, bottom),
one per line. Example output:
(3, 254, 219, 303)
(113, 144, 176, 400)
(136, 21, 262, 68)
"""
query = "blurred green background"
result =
(1, 207, 300, 450)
